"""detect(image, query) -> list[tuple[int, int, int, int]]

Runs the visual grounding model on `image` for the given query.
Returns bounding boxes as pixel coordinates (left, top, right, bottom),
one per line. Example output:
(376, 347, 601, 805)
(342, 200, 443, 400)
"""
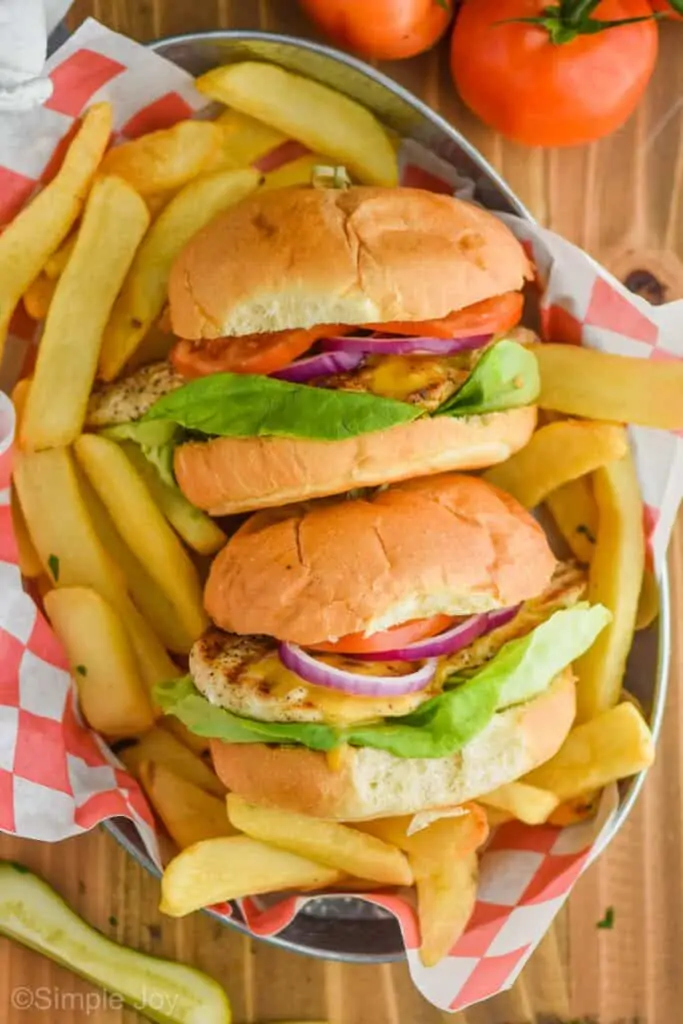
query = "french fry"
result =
(525, 702, 654, 800)
(575, 452, 644, 721)
(262, 154, 329, 191)
(144, 190, 177, 218)
(76, 470, 197, 654)
(139, 762, 235, 849)
(160, 836, 342, 917)
(359, 803, 488, 858)
(122, 320, 175, 372)
(10, 377, 31, 433)
(74, 435, 208, 643)
(118, 726, 225, 798)
(44, 587, 155, 737)
(635, 568, 660, 631)
(10, 488, 42, 578)
(484, 420, 628, 509)
(196, 62, 397, 187)
(404, 813, 484, 967)
(12, 446, 178, 694)
(545, 475, 599, 565)
(482, 806, 514, 828)
(121, 442, 226, 556)
(99, 121, 222, 196)
(21, 176, 150, 451)
(535, 344, 683, 430)
(479, 782, 560, 825)
(547, 791, 600, 827)
(99, 167, 261, 380)
(215, 108, 289, 164)
(320, 878, 386, 893)
(23, 273, 56, 320)
(416, 852, 478, 968)
(0, 103, 112, 360)
(200, 131, 247, 175)
(227, 795, 413, 886)
(44, 232, 77, 279)
(162, 718, 210, 759)
(358, 806, 485, 965)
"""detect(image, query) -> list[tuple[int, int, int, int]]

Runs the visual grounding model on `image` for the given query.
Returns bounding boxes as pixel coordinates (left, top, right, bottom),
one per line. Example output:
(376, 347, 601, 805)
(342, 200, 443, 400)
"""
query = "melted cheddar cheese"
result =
(243, 652, 428, 727)
(367, 355, 451, 401)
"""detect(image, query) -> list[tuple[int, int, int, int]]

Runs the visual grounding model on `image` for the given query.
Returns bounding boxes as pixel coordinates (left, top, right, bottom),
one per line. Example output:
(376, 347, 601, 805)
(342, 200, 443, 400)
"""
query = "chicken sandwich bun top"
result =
(168, 186, 531, 339)
(156, 474, 611, 820)
(87, 186, 540, 516)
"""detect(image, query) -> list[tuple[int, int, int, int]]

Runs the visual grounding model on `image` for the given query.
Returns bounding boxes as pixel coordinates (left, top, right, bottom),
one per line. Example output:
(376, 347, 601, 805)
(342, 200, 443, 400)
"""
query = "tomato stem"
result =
(566, 0, 602, 21)
(497, 2, 661, 42)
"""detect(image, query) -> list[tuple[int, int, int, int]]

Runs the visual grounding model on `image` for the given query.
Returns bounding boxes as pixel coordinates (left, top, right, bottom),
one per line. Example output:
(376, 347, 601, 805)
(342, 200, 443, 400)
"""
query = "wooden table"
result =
(2, 3, 682, 1021)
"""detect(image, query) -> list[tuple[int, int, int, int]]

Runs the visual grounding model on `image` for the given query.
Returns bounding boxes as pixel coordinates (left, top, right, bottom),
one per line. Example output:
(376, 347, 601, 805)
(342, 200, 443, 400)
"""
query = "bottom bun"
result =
(175, 406, 537, 515)
(210, 670, 575, 820)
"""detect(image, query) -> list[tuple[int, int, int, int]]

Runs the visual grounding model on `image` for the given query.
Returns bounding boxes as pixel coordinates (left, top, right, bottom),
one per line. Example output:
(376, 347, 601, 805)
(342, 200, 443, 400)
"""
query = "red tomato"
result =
(650, 0, 683, 17)
(170, 325, 350, 379)
(310, 614, 456, 655)
(368, 292, 523, 339)
(299, 0, 452, 60)
(451, 0, 658, 147)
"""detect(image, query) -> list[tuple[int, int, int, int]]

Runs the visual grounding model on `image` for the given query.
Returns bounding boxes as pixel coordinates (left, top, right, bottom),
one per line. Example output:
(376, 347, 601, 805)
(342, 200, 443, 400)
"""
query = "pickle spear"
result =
(0, 861, 231, 1023)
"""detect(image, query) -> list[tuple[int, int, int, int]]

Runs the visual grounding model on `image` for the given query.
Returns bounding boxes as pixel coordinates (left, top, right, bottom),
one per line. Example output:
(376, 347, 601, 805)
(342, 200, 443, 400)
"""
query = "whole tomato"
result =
(451, 0, 659, 147)
(650, 0, 683, 18)
(299, 0, 452, 60)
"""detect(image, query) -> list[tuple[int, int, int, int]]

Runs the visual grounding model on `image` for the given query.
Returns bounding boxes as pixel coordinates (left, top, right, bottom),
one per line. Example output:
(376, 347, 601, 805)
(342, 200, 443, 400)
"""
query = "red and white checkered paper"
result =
(0, 18, 682, 1013)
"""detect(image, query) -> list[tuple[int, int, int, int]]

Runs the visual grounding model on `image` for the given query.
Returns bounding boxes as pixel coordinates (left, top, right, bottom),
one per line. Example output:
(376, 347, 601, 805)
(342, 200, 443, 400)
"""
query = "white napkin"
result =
(0, 0, 73, 111)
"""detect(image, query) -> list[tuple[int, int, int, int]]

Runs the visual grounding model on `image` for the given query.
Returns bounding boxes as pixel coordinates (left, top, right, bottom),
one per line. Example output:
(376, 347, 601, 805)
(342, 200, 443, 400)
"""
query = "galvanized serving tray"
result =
(105, 30, 670, 964)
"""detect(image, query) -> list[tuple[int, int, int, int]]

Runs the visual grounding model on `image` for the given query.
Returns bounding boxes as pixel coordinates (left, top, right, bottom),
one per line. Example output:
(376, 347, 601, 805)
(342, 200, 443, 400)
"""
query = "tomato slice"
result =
(366, 291, 523, 340)
(170, 325, 351, 379)
(309, 614, 456, 656)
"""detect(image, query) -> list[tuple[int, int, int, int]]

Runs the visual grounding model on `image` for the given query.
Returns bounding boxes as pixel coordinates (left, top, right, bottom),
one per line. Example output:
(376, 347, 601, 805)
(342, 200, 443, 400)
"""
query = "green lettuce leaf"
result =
(155, 675, 340, 751)
(155, 604, 610, 759)
(142, 372, 422, 442)
(139, 341, 538, 446)
(436, 339, 540, 417)
(100, 421, 179, 488)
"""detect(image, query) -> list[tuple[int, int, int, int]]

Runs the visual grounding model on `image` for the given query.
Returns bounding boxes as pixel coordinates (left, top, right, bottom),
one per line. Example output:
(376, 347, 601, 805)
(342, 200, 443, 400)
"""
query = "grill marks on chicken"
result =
(312, 353, 474, 412)
(86, 361, 185, 427)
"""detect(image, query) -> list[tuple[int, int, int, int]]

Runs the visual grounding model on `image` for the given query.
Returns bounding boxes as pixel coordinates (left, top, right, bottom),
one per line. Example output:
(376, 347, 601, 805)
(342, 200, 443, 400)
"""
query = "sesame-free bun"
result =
(168, 186, 532, 339)
(204, 473, 557, 645)
(175, 405, 537, 516)
(210, 671, 575, 820)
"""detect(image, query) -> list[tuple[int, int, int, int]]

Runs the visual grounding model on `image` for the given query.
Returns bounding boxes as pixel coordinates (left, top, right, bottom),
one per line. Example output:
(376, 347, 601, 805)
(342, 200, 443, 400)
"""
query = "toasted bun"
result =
(175, 406, 537, 516)
(210, 671, 575, 820)
(204, 473, 557, 645)
(169, 186, 531, 339)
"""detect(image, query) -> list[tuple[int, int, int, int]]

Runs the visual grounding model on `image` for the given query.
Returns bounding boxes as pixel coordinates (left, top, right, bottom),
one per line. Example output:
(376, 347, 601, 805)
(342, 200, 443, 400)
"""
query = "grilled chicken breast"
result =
(190, 562, 586, 726)
(313, 352, 474, 412)
(86, 361, 184, 427)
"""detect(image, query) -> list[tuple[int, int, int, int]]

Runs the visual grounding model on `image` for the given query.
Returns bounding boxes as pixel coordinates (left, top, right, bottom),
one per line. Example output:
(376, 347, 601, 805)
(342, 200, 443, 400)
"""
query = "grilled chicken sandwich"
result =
(157, 474, 610, 820)
(87, 186, 541, 516)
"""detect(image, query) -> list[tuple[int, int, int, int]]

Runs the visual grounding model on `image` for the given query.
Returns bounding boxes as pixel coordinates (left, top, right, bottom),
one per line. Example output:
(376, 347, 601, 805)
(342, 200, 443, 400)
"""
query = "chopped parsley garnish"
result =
(596, 906, 615, 930)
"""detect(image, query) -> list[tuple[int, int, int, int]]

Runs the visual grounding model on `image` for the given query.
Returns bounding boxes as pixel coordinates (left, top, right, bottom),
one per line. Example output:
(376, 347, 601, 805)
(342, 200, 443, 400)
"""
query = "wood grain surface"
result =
(1, 3, 682, 1022)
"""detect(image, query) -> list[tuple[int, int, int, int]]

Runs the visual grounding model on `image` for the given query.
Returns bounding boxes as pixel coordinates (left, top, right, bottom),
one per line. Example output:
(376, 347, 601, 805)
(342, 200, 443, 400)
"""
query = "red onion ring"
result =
(348, 606, 520, 662)
(279, 643, 437, 697)
(271, 349, 364, 383)
(320, 334, 492, 355)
